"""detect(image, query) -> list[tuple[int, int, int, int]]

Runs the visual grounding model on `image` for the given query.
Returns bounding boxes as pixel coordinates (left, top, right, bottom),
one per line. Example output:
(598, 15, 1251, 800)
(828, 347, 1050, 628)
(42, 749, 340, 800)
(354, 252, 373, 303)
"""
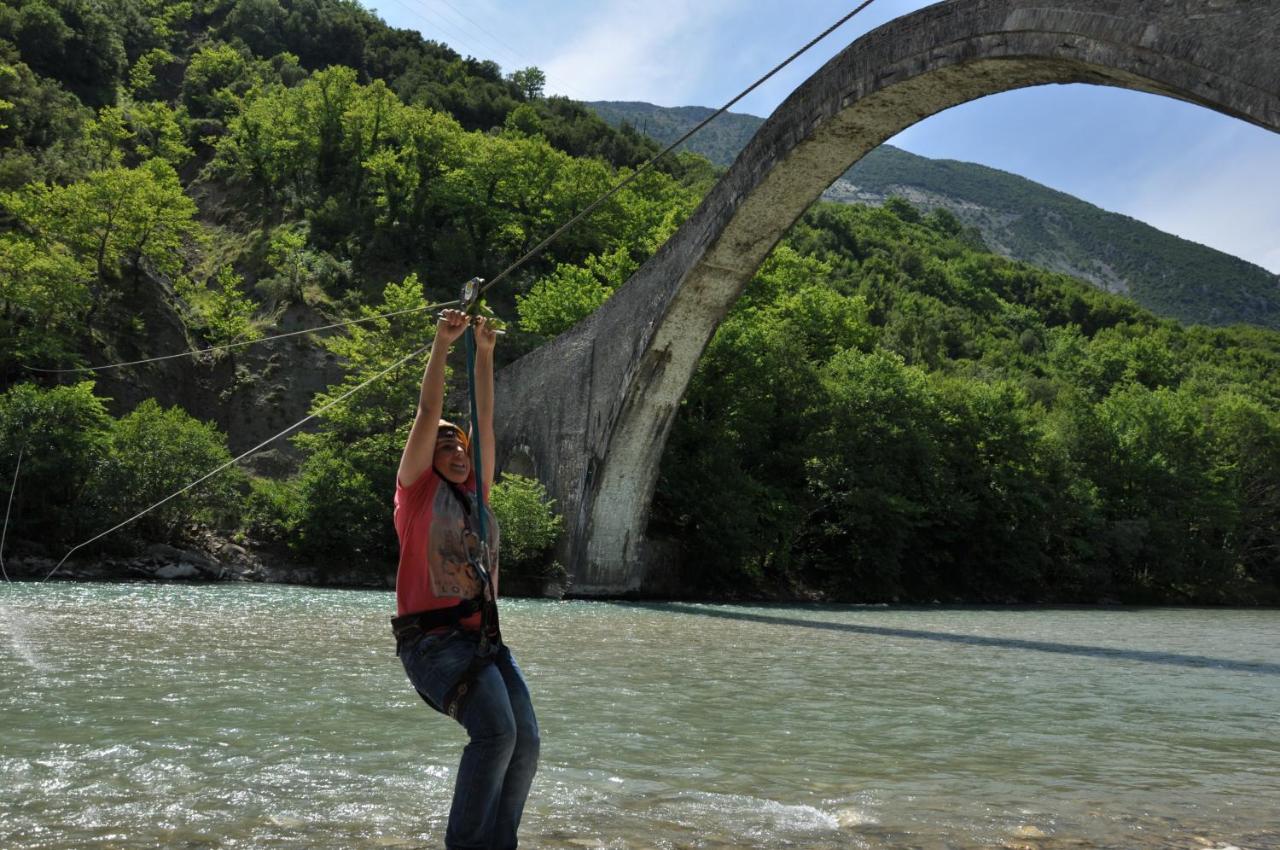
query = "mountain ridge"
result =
(588, 100, 1280, 329)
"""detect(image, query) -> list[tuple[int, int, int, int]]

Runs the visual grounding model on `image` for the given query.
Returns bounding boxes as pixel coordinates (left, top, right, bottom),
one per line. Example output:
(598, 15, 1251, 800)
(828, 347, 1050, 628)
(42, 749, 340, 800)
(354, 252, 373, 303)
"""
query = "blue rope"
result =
(463, 326, 488, 547)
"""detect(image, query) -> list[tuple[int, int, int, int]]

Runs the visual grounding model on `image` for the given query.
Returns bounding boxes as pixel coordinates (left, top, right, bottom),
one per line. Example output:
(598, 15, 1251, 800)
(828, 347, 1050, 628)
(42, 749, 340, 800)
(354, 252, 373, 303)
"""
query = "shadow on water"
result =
(616, 602, 1280, 676)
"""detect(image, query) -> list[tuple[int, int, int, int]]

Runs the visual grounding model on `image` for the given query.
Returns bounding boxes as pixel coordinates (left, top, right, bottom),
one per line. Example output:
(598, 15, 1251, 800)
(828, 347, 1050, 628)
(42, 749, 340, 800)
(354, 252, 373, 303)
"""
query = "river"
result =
(1, 583, 1277, 849)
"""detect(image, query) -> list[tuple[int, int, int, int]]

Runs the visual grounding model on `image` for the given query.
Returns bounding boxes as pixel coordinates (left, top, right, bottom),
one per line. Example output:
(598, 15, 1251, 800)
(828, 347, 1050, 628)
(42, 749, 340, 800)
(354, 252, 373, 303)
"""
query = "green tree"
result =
(0, 0, 129, 107)
(508, 66, 546, 101)
(85, 100, 193, 168)
(256, 221, 350, 304)
(0, 382, 112, 547)
(181, 41, 254, 122)
(127, 47, 177, 98)
(489, 473, 563, 577)
(516, 247, 635, 337)
(2, 158, 197, 284)
(0, 63, 14, 130)
(0, 233, 89, 374)
(0, 42, 90, 180)
(89, 399, 243, 545)
(1059, 383, 1234, 599)
(654, 247, 867, 591)
(503, 103, 542, 137)
(1208, 395, 1280, 599)
(288, 273, 436, 561)
(174, 264, 262, 353)
(803, 349, 943, 599)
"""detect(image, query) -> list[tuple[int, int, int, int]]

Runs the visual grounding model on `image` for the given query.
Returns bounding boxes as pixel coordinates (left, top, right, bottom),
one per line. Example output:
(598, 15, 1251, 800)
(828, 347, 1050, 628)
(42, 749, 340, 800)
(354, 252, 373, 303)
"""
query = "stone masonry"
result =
(492, 0, 1280, 595)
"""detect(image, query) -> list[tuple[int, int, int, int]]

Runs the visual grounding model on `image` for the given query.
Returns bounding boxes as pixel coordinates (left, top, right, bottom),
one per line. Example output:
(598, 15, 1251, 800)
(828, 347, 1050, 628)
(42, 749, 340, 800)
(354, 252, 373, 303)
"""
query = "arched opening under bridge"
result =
(492, 0, 1280, 595)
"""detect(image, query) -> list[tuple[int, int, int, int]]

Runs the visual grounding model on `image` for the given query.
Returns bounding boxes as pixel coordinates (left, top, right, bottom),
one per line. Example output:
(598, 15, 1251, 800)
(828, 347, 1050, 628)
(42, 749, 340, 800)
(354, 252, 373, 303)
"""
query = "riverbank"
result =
(0, 532, 580, 597)
(5, 536, 1276, 607)
(1, 538, 395, 589)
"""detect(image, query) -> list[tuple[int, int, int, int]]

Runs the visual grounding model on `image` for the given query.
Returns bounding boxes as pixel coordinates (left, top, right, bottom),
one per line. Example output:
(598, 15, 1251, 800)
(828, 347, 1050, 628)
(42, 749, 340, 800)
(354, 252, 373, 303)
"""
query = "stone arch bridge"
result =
(492, 0, 1280, 595)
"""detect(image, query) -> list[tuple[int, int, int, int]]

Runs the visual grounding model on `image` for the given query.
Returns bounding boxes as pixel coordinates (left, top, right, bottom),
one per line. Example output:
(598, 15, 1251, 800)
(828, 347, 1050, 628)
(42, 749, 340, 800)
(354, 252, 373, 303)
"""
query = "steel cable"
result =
(25, 300, 460, 374)
(478, 0, 880, 297)
(38, 343, 433, 583)
(20, 2, 881, 577)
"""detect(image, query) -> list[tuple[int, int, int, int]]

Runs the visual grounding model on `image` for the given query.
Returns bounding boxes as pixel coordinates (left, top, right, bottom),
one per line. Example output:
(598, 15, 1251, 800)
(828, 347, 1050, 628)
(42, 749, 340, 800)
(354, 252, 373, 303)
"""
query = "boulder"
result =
(155, 563, 201, 579)
(145, 543, 218, 570)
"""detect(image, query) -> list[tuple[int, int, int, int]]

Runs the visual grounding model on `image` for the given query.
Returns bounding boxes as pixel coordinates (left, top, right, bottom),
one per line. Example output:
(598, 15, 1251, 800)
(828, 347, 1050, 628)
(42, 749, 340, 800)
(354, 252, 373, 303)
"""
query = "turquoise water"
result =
(1, 583, 1277, 849)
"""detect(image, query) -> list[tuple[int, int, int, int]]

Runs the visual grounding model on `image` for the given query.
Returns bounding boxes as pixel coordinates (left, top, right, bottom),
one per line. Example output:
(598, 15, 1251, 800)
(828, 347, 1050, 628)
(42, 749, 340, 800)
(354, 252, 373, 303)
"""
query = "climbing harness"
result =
(391, 276, 504, 719)
(390, 495, 502, 719)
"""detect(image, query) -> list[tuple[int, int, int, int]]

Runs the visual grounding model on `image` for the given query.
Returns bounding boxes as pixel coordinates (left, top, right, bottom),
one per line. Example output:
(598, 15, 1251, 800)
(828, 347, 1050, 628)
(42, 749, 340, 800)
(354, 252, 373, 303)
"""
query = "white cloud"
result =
(540, 0, 738, 104)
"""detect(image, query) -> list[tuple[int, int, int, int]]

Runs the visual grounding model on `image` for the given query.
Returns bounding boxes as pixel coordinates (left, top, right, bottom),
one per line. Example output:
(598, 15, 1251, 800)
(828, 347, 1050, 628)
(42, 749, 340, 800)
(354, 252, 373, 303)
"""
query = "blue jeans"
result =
(399, 630, 540, 850)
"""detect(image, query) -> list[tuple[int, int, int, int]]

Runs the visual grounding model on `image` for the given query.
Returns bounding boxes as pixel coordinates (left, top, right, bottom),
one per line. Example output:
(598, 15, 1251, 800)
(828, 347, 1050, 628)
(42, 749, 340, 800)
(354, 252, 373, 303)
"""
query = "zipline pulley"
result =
(460, 276, 484, 315)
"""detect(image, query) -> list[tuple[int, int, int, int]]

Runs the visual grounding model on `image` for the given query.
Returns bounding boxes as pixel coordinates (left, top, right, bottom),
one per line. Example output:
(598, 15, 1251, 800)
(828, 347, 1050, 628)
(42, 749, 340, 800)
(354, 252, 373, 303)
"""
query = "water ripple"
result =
(1, 585, 1277, 849)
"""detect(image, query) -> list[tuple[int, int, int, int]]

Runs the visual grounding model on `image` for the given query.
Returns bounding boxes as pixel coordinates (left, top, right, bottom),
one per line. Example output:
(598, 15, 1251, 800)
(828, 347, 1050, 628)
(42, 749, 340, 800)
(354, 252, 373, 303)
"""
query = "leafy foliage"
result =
(84, 99, 193, 168)
(517, 247, 636, 336)
(489, 473, 563, 574)
(0, 383, 241, 551)
(0, 0, 129, 108)
(0, 231, 88, 374)
(174, 264, 262, 349)
(0, 382, 111, 548)
(280, 274, 436, 559)
(211, 67, 696, 303)
(656, 201, 1280, 603)
(91, 399, 244, 543)
(2, 157, 197, 282)
(2, 0, 1277, 605)
(508, 67, 545, 101)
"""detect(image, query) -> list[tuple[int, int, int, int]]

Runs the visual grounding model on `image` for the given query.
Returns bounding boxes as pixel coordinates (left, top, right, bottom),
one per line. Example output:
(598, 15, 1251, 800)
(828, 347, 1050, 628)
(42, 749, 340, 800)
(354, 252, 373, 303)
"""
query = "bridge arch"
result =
(494, 0, 1280, 595)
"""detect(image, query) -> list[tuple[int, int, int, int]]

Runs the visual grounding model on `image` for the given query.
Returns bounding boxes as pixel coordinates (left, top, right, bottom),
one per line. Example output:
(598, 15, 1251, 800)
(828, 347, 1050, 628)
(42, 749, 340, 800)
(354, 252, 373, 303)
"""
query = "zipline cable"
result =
(19, 2, 882, 578)
(25, 300, 461, 374)
(36, 343, 432, 583)
(478, 0, 881, 298)
(25, 2, 879, 375)
(0, 447, 21, 582)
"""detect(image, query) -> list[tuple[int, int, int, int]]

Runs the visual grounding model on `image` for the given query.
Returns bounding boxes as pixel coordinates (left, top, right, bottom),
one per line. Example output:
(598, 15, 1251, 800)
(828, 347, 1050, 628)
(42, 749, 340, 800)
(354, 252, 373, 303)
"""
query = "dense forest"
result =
(654, 202, 1280, 603)
(1, 0, 1278, 603)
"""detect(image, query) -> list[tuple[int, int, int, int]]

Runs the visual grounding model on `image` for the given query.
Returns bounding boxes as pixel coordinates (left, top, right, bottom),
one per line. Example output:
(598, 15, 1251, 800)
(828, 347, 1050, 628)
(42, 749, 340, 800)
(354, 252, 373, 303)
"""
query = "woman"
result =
(392, 308, 539, 850)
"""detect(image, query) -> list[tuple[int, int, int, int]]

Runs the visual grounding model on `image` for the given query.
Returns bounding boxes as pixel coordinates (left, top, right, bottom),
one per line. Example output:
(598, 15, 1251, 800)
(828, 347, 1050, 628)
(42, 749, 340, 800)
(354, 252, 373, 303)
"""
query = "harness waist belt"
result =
(391, 599, 481, 641)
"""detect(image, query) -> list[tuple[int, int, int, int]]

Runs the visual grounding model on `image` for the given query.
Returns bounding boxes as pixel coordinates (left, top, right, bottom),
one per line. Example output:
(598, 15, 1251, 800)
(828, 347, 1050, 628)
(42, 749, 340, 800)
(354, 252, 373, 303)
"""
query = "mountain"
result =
(588, 100, 1280, 330)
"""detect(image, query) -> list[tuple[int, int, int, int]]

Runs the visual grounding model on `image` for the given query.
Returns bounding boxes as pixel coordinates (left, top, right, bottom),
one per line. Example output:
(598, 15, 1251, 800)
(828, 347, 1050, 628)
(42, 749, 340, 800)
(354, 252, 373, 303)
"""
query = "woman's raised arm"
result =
(398, 309, 468, 488)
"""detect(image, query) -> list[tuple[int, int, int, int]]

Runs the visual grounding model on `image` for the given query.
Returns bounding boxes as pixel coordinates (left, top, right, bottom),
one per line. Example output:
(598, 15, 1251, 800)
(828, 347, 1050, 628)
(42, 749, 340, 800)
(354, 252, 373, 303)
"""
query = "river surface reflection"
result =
(1, 584, 1277, 849)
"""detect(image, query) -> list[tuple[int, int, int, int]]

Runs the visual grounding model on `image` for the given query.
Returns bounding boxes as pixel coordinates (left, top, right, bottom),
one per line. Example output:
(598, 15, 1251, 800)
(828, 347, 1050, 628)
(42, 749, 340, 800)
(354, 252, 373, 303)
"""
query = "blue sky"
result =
(364, 0, 1280, 273)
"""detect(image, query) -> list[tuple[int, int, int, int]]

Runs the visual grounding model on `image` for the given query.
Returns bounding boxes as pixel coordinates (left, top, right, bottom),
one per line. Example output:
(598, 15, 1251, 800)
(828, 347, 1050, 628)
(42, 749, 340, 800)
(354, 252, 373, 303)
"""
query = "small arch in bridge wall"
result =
(500, 444, 538, 480)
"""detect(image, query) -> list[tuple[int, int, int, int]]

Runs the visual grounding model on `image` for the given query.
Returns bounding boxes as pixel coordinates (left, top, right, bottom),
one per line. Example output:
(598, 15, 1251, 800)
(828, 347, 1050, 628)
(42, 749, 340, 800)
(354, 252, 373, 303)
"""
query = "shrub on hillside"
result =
(490, 473, 563, 584)
(89, 399, 243, 545)
(291, 444, 396, 561)
(0, 381, 111, 547)
(242, 475, 303, 546)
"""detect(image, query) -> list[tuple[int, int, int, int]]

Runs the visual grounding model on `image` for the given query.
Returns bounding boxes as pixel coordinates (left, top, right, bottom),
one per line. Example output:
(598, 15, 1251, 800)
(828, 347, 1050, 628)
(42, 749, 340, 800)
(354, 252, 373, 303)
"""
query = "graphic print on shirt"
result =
(426, 483, 491, 598)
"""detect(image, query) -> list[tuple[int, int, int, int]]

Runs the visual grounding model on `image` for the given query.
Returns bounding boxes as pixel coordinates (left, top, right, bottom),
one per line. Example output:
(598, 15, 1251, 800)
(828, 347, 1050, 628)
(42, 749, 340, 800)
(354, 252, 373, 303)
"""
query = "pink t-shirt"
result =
(394, 467, 500, 624)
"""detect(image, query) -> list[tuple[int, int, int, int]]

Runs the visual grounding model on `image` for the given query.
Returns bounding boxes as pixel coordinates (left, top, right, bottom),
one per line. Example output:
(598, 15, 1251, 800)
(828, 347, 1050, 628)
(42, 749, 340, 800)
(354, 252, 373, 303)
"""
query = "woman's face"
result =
(433, 433, 471, 484)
